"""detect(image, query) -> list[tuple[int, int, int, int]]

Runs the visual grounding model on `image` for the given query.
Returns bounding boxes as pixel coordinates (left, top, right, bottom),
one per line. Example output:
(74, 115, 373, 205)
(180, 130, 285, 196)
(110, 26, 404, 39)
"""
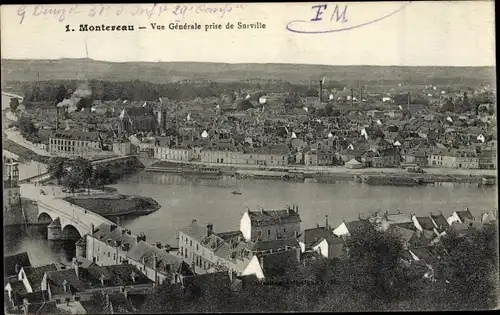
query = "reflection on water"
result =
(4, 225, 76, 267)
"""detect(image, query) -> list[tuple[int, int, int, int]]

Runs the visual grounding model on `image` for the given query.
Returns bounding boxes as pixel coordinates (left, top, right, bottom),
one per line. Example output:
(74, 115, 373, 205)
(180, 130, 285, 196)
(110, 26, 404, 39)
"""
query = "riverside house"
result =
(48, 130, 103, 158)
(201, 148, 289, 166)
(178, 220, 265, 280)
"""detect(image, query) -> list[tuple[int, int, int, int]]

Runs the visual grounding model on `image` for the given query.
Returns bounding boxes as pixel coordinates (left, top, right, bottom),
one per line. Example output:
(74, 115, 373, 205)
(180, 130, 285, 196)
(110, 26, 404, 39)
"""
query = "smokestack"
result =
(325, 215, 329, 229)
(319, 80, 323, 102)
(56, 107, 60, 130)
(351, 89, 354, 107)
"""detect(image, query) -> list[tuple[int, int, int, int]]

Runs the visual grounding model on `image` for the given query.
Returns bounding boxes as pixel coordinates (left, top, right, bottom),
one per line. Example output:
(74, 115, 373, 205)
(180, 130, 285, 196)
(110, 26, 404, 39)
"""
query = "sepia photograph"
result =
(1, 1, 498, 313)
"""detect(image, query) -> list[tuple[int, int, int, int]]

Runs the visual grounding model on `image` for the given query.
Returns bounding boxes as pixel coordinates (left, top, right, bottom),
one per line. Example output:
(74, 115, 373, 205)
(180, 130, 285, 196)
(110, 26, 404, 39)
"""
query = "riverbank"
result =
(63, 194, 161, 218)
(144, 159, 497, 185)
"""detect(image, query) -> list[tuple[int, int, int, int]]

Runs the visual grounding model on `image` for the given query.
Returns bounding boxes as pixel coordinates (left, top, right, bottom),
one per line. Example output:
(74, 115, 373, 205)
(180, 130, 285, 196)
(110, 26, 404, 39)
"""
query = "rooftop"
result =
(22, 264, 58, 291)
(4, 252, 31, 278)
(247, 208, 301, 227)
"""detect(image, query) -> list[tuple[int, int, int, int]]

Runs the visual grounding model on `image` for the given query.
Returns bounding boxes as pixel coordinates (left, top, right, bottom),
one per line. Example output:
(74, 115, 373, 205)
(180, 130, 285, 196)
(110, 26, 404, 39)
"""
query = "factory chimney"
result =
(319, 80, 323, 102)
(56, 107, 60, 130)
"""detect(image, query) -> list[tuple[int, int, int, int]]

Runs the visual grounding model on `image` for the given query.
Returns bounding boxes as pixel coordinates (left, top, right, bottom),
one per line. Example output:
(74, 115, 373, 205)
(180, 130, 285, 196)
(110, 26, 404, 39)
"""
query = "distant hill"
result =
(1, 58, 495, 86)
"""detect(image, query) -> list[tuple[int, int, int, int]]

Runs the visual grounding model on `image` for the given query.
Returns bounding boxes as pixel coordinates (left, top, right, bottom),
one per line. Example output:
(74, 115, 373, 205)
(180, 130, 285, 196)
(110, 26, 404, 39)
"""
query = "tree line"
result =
(138, 223, 498, 313)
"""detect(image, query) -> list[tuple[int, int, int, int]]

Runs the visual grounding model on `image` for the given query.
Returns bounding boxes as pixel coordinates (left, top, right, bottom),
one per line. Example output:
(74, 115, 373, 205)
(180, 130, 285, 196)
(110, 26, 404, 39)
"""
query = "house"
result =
(154, 146, 194, 162)
(41, 264, 153, 304)
(4, 252, 32, 279)
(85, 223, 143, 266)
(336, 149, 364, 164)
(126, 241, 193, 285)
(17, 264, 59, 293)
(182, 271, 232, 292)
(480, 210, 498, 224)
(245, 238, 301, 260)
(370, 211, 413, 231)
(239, 205, 301, 242)
(112, 140, 135, 156)
(368, 138, 393, 152)
(345, 158, 363, 169)
(403, 149, 428, 166)
(430, 212, 449, 235)
(333, 219, 373, 238)
(298, 225, 344, 259)
(178, 220, 265, 280)
(447, 208, 475, 226)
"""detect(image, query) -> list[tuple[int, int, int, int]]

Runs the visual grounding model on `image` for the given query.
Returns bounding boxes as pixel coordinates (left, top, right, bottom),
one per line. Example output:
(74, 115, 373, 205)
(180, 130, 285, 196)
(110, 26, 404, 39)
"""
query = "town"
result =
(2, 74, 498, 313)
(2, 1, 498, 311)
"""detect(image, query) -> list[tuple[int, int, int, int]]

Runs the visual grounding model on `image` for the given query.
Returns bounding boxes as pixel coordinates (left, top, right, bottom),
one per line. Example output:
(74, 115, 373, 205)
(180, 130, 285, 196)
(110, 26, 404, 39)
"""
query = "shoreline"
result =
(144, 160, 497, 186)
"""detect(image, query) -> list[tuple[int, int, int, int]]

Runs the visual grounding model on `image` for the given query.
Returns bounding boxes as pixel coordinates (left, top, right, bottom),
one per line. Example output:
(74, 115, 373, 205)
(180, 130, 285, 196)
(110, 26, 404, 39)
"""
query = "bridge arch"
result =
(38, 212, 54, 224)
(61, 224, 82, 240)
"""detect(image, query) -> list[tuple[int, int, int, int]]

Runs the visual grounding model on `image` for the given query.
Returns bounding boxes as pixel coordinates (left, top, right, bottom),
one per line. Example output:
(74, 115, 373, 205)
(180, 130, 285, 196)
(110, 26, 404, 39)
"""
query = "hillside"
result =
(1, 58, 495, 86)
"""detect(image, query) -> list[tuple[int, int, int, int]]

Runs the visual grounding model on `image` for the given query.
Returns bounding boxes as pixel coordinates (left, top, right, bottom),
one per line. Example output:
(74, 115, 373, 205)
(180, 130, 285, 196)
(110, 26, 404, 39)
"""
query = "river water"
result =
(5, 170, 497, 265)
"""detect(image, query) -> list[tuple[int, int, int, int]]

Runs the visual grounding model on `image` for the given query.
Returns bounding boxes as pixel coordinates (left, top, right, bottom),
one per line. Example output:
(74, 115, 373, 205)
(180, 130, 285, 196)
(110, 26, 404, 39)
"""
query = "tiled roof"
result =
(4, 252, 31, 278)
(23, 264, 58, 291)
(90, 224, 137, 250)
(179, 220, 209, 243)
(248, 209, 301, 227)
(301, 227, 335, 249)
(430, 213, 448, 231)
(7, 280, 27, 295)
(416, 217, 436, 231)
(456, 210, 475, 222)
(183, 272, 231, 291)
(126, 241, 184, 276)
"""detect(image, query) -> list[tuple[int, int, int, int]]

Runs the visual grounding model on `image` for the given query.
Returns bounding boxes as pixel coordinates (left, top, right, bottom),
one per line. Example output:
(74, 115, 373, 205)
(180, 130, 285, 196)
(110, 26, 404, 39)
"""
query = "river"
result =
(5, 170, 497, 265)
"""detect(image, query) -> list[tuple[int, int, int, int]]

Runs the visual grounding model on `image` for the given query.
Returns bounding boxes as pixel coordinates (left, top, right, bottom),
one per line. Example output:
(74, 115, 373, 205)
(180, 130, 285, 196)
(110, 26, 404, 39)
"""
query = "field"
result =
(1, 58, 495, 86)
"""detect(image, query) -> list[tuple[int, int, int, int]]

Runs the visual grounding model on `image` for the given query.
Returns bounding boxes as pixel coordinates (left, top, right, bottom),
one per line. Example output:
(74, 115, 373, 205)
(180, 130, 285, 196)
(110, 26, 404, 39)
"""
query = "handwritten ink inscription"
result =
(16, 4, 243, 25)
(286, 2, 412, 34)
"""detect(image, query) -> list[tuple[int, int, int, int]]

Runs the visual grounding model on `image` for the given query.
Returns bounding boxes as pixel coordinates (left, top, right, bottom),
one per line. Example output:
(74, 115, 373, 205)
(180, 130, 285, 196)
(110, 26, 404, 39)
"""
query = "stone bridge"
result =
(21, 184, 114, 240)
(19, 155, 141, 184)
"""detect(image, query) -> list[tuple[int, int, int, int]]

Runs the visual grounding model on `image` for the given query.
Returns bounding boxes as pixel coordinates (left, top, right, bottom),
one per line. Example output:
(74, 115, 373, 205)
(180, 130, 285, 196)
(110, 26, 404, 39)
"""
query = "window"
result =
(284, 228, 287, 233)
(108, 252, 110, 258)
(196, 244, 199, 251)
(185, 238, 188, 244)
(74, 296, 80, 302)
(190, 240, 192, 247)
(267, 230, 271, 236)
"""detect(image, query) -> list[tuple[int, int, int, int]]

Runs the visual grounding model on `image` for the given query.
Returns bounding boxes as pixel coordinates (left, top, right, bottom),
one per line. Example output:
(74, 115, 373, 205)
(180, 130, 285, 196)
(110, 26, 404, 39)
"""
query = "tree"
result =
(47, 157, 68, 185)
(9, 98, 19, 112)
(61, 169, 81, 194)
(435, 226, 499, 310)
(73, 157, 93, 194)
(341, 224, 417, 309)
(18, 116, 38, 137)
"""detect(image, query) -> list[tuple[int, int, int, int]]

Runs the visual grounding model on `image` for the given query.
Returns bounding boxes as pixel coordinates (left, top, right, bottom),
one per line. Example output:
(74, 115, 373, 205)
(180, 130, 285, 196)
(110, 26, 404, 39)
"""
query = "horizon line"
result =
(1, 57, 495, 68)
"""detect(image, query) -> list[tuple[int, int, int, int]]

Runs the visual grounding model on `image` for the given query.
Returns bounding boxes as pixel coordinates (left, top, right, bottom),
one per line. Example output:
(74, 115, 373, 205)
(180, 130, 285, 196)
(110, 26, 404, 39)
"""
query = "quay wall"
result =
(145, 160, 495, 185)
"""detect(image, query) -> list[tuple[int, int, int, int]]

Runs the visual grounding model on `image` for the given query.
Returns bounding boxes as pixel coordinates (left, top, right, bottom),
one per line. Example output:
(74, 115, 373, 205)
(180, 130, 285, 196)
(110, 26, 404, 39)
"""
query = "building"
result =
(299, 225, 345, 259)
(3, 156, 19, 182)
(4, 252, 32, 280)
(126, 241, 193, 285)
(447, 208, 475, 226)
(178, 220, 265, 280)
(239, 205, 302, 242)
(41, 264, 153, 304)
(85, 223, 143, 266)
(112, 141, 135, 156)
(333, 219, 373, 238)
(154, 146, 194, 162)
(49, 130, 103, 158)
(201, 149, 289, 166)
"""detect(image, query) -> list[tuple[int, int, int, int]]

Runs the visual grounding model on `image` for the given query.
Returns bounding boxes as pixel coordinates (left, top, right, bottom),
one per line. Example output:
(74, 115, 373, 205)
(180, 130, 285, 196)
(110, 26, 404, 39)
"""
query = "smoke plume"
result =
(57, 83, 92, 114)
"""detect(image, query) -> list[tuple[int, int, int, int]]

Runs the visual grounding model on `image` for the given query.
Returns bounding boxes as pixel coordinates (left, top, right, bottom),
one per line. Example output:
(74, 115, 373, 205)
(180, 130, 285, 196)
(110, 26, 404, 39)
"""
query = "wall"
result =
(250, 222, 300, 242)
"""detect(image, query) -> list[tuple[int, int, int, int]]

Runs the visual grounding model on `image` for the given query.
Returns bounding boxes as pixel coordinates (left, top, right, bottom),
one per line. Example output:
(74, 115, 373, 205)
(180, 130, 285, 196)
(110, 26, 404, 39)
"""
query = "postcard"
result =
(1, 2, 498, 313)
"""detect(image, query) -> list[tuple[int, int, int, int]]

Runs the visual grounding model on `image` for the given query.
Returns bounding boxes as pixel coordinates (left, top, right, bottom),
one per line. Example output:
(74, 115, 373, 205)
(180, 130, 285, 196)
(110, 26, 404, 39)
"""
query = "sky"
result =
(0, 2, 496, 66)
